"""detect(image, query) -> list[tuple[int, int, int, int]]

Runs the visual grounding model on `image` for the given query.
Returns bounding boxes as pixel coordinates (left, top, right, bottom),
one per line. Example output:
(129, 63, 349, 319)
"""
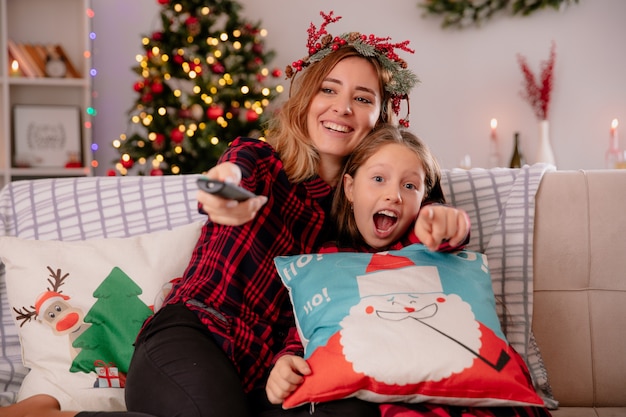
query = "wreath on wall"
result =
(420, 0, 579, 28)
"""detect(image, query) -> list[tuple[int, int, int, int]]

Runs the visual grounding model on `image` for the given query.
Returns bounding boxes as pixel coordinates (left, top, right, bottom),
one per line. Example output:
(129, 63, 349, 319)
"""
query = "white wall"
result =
(91, 0, 626, 174)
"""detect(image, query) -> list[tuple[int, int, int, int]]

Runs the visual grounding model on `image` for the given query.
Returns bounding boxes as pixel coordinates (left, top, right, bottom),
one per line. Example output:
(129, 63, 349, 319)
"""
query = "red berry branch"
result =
(517, 42, 556, 121)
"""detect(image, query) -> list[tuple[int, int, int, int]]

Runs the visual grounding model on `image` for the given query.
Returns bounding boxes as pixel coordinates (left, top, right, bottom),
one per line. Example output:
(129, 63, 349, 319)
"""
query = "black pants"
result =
(77, 303, 379, 417)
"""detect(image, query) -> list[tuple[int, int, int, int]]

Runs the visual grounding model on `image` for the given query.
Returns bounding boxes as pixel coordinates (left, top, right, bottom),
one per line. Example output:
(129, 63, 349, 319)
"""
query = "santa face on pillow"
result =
(279, 250, 547, 409)
(340, 256, 483, 384)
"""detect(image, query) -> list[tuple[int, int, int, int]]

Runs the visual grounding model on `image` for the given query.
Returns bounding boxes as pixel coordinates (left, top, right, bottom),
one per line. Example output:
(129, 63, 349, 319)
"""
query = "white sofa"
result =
(0, 166, 624, 416)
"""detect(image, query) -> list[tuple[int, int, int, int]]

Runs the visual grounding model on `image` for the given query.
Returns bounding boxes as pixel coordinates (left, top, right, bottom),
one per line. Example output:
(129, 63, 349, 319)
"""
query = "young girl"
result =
(267, 125, 551, 417)
(328, 124, 468, 253)
(265, 124, 470, 405)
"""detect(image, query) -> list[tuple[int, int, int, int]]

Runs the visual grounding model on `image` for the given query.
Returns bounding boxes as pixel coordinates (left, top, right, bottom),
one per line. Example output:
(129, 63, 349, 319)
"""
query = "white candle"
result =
(488, 118, 500, 167)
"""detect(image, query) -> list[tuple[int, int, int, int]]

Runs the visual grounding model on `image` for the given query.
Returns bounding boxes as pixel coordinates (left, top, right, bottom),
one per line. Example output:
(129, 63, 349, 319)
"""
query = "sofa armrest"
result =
(533, 170, 626, 407)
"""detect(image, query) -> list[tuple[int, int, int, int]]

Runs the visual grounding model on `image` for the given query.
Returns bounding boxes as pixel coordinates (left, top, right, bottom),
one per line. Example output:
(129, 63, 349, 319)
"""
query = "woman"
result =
(3, 11, 457, 417)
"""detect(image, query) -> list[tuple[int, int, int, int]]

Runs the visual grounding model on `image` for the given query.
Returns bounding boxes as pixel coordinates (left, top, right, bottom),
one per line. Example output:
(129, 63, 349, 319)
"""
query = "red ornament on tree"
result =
(153, 133, 165, 150)
(133, 81, 145, 92)
(141, 93, 153, 103)
(179, 109, 191, 120)
(170, 128, 185, 144)
(152, 31, 163, 42)
(157, 0, 169, 5)
(229, 106, 240, 117)
(151, 81, 164, 94)
(211, 63, 225, 74)
(246, 109, 259, 122)
(207, 105, 224, 120)
(107, 169, 117, 176)
(150, 168, 164, 176)
(185, 16, 201, 37)
(185, 16, 199, 26)
(271, 68, 282, 78)
(191, 64, 203, 76)
(121, 157, 134, 169)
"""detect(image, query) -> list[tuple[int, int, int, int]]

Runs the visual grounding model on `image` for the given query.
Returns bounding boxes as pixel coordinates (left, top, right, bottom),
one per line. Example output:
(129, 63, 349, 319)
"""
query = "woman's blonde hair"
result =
(331, 124, 444, 248)
(266, 46, 396, 184)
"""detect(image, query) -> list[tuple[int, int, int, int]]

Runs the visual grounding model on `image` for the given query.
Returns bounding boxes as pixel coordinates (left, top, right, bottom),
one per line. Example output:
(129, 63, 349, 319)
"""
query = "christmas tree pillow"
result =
(0, 221, 203, 411)
(274, 245, 545, 408)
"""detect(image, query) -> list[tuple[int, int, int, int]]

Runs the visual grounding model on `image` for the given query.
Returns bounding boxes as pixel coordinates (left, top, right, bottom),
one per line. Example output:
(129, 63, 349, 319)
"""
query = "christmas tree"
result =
(113, 0, 284, 175)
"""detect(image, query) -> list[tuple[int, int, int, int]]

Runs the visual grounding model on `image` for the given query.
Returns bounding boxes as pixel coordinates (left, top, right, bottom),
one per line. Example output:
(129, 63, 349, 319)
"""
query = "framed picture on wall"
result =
(12, 104, 82, 168)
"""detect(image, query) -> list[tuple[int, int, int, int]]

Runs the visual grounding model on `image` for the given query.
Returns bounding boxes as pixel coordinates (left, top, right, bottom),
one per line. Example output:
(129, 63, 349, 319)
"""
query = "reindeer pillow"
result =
(0, 221, 203, 411)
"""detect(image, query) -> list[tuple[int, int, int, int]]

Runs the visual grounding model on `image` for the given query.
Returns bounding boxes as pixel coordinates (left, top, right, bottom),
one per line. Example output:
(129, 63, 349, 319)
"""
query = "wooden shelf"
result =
(0, 0, 93, 189)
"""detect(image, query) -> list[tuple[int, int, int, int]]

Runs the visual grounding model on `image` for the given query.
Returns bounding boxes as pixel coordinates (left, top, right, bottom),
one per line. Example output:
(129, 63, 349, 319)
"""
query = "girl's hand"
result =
(415, 205, 470, 251)
(265, 355, 311, 405)
(197, 162, 267, 226)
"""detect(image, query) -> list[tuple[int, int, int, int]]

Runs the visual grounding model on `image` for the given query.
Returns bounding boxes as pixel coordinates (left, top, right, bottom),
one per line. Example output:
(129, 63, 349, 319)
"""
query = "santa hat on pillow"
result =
(357, 252, 442, 297)
(35, 291, 70, 316)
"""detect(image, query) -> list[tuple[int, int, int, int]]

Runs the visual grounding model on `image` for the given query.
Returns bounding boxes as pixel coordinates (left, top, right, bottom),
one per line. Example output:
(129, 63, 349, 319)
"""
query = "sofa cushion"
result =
(440, 164, 556, 407)
(0, 221, 203, 411)
(275, 245, 544, 408)
(0, 175, 204, 405)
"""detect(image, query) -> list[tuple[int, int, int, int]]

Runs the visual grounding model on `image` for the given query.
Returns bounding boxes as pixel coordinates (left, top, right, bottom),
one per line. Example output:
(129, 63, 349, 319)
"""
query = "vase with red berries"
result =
(517, 42, 557, 167)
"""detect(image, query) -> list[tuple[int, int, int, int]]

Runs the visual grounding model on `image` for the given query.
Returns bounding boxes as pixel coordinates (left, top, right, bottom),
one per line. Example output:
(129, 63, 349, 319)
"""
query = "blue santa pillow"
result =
(274, 245, 544, 408)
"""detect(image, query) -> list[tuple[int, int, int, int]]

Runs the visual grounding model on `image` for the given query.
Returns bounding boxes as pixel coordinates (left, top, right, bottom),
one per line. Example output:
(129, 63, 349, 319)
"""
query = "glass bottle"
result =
(509, 132, 525, 168)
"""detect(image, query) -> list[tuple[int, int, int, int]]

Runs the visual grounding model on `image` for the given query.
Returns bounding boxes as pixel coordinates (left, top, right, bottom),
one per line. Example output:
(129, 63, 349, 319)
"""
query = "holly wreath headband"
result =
(285, 11, 419, 127)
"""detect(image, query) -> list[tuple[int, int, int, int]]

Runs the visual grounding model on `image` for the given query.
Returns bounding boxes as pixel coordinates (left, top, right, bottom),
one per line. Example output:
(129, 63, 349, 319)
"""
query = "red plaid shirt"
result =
(163, 138, 334, 393)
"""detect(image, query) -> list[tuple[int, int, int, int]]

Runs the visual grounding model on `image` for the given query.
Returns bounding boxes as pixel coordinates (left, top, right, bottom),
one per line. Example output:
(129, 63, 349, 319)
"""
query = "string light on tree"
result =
(113, 0, 283, 175)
